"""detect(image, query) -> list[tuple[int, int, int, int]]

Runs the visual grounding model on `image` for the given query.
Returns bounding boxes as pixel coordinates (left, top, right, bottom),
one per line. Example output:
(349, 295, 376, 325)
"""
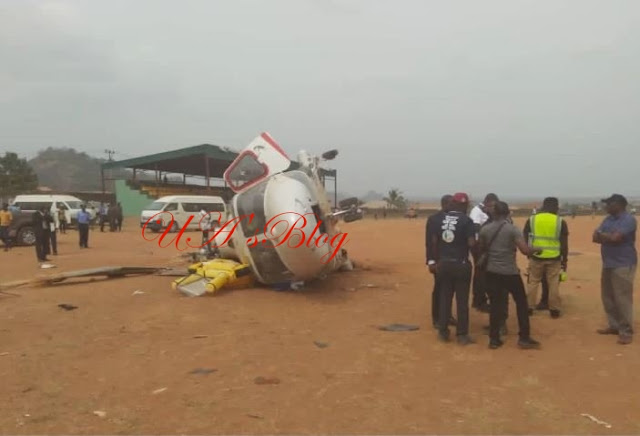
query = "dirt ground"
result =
(0, 215, 638, 434)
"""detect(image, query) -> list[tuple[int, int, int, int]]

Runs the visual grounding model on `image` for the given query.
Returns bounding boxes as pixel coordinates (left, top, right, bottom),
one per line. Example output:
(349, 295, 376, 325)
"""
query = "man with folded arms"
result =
(593, 194, 637, 345)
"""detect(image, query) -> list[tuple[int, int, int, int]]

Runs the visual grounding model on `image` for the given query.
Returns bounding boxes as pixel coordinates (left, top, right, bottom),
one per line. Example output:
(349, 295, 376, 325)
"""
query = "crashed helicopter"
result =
(172, 132, 363, 296)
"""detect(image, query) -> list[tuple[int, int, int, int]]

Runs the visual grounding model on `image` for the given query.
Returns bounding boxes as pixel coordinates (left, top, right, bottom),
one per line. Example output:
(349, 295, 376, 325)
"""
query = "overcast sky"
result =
(1, 0, 639, 200)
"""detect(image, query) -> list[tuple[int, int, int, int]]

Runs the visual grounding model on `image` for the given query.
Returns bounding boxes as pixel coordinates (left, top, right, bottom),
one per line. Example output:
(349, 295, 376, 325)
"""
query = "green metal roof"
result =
(102, 143, 337, 179)
(101, 144, 239, 178)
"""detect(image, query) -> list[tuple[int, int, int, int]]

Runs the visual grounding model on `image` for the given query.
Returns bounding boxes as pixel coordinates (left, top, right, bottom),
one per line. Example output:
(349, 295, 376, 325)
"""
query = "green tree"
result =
(383, 188, 407, 210)
(0, 152, 39, 200)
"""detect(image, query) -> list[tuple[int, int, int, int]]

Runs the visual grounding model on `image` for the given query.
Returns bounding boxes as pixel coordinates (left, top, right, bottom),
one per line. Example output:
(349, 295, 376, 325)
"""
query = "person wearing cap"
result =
(523, 197, 569, 319)
(478, 201, 542, 350)
(593, 194, 637, 345)
(426, 194, 457, 329)
(469, 193, 500, 313)
(427, 192, 476, 345)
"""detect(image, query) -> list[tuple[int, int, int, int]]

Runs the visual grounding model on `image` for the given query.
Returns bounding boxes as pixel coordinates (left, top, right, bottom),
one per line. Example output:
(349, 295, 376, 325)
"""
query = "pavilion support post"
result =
(334, 175, 337, 209)
(155, 164, 159, 197)
(205, 157, 211, 190)
(183, 174, 186, 185)
(101, 166, 106, 195)
(132, 168, 137, 182)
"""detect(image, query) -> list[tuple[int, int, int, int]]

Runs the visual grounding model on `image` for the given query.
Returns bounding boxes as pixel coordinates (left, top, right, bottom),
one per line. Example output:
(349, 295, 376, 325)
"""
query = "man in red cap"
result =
(427, 192, 476, 345)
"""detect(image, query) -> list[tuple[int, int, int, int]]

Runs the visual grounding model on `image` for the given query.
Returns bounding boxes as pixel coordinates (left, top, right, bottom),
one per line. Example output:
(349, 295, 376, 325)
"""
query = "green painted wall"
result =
(115, 179, 156, 217)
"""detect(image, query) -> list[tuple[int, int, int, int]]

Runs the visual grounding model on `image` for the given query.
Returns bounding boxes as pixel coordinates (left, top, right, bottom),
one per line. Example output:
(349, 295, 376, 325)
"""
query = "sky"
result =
(1, 0, 639, 201)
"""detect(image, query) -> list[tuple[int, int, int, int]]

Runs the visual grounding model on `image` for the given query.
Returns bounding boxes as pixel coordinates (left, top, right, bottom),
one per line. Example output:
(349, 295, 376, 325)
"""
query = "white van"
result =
(11, 194, 96, 225)
(140, 195, 227, 232)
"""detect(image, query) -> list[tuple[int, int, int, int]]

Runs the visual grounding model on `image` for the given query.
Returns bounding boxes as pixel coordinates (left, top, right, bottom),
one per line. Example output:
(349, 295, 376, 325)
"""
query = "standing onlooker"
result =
(116, 202, 124, 232)
(77, 205, 91, 248)
(58, 205, 68, 234)
(99, 203, 108, 232)
(33, 207, 49, 263)
(523, 197, 569, 319)
(108, 203, 117, 232)
(428, 192, 476, 345)
(199, 207, 215, 255)
(0, 203, 12, 251)
(469, 193, 499, 312)
(426, 194, 456, 328)
(593, 194, 637, 345)
(478, 201, 541, 350)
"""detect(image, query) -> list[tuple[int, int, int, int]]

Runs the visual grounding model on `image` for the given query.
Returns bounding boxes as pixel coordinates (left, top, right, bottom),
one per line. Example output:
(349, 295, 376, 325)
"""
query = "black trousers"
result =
(49, 230, 58, 254)
(485, 272, 531, 341)
(437, 262, 472, 336)
(431, 273, 441, 326)
(34, 233, 47, 261)
(471, 253, 489, 307)
(78, 224, 89, 248)
(42, 230, 51, 256)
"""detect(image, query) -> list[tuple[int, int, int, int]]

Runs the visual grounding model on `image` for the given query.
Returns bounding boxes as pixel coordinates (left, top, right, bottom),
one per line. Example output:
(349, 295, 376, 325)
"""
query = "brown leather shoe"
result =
(597, 327, 619, 335)
(617, 336, 632, 345)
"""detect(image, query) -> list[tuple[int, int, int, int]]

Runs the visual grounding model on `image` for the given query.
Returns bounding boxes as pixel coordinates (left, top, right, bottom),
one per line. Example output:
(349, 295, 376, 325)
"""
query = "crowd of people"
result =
(97, 202, 123, 232)
(426, 192, 637, 349)
(0, 201, 123, 268)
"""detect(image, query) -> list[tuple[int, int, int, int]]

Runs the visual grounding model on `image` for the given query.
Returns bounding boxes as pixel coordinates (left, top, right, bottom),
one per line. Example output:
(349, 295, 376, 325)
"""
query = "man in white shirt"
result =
(470, 193, 499, 312)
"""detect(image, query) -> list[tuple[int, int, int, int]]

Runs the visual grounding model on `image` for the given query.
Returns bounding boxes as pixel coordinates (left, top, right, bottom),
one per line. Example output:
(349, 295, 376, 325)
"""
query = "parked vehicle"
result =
(11, 195, 96, 225)
(140, 195, 227, 232)
(7, 210, 38, 246)
(8, 195, 97, 245)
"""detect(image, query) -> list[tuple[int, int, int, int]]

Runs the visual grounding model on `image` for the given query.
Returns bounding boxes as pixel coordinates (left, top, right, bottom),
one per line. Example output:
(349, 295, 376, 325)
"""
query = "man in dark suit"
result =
(32, 207, 49, 263)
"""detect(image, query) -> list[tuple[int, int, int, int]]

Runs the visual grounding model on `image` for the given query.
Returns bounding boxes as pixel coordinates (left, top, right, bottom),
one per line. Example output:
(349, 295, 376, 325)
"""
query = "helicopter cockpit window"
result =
(227, 153, 268, 191)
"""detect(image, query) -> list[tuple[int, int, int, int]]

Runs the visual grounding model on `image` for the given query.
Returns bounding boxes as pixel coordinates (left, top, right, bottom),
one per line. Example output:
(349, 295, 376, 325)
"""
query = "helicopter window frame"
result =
(224, 150, 270, 193)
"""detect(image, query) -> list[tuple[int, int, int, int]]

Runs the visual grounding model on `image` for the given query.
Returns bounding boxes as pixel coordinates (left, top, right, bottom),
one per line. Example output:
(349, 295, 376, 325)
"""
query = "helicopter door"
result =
(224, 132, 292, 194)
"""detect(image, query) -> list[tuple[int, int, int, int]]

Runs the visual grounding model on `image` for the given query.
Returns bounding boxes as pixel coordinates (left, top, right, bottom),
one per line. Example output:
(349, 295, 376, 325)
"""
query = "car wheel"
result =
(17, 226, 36, 246)
(170, 222, 180, 233)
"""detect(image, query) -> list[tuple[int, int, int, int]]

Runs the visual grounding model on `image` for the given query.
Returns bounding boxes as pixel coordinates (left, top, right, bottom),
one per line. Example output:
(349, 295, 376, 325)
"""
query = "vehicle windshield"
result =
(65, 201, 83, 209)
(147, 202, 167, 211)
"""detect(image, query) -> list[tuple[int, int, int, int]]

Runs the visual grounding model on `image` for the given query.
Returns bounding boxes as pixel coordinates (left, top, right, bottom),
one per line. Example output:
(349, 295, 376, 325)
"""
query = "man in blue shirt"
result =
(593, 194, 637, 345)
(77, 204, 92, 248)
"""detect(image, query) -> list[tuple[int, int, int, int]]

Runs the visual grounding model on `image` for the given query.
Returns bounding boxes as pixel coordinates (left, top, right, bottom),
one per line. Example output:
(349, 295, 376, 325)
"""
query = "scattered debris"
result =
(0, 266, 163, 291)
(152, 387, 168, 395)
(189, 368, 217, 375)
(247, 413, 264, 419)
(360, 283, 379, 289)
(0, 352, 9, 357)
(378, 323, 420, 332)
(93, 411, 107, 418)
(24, 414, 30, 418)
(313, 341, 329, 349)
(589, 357, 595, 361)
(172, 259, 254, 297)
(616, 353, 623, 357)
(290, 281, 305, 291)
(155, 268, 190, 276)
(131, 290, 145, 296)
(254, 376, 280, 385)
(58, 304, 78, 311)
(40, 263, 56, 269)
(581, 413, 612, 429)
(193, 335, 209, 339)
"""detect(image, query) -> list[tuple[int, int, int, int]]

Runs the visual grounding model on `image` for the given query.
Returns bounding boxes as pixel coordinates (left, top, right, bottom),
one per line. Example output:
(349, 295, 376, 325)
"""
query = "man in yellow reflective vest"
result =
(523, 197, 569, 318)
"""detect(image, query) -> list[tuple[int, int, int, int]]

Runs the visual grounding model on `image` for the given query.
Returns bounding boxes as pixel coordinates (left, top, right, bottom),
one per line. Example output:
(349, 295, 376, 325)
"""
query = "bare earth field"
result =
(0, 216, 639, 434)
